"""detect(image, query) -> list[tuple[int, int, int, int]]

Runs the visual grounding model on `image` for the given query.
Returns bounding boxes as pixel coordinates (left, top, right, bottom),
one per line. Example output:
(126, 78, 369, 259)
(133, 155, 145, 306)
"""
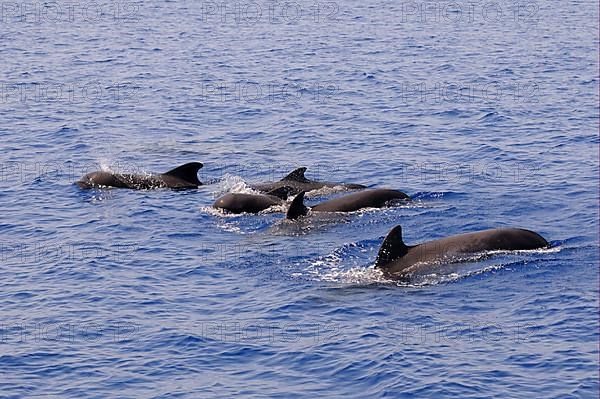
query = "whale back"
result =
(312, 189, 410, 212)
(280, 167, 366, 191)
(281, 167, 310, 183)
(76, 162, 203, 189)
(213, 193, 282, 214)
(375, 226, 550, 280)
(252, 167, 365, 195)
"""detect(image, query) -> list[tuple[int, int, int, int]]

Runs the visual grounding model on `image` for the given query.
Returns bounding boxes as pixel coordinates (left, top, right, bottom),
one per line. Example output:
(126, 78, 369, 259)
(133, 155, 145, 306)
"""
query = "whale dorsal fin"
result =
(282, 167, 309, 183)
(266, 186, 292, 200)
(162, 162, 204, 185)
(375, 225, 409, 270)
(286, 191, 309, 219)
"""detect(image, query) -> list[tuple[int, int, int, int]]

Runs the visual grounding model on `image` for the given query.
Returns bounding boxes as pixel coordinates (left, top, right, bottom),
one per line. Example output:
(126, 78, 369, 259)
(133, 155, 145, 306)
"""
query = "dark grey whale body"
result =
(375, 225, 550, 281)
(286, 189, 411, 219)
(251, 167, 366, 196)
(213, 187, 291, 214)
(76, 162, 203, 190)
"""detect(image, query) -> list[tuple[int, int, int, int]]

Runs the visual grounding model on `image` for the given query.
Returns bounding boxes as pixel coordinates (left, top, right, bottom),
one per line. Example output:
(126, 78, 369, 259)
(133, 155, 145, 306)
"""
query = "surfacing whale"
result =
(251, 167, 366, 196)
(76, 162, 204, 189)
(213, 187, 291, 214)
(375, 225, 550, 281)
(286, 189, 411, 219)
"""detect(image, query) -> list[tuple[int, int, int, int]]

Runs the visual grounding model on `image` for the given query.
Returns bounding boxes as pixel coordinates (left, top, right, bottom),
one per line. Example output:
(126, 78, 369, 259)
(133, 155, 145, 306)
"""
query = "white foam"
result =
(486, 246, 562, 255)
(301, 244, 388, 285)
(304, 185, 351, 198)
(199, 206, 233, 217)
(213, 173, 258, 196)
(99, 159, 113, 172)
(259, 204, 287, 214)
(200, 203, 287, 218)
(216, 222, 244, 234)
(317, 265, 390, 284)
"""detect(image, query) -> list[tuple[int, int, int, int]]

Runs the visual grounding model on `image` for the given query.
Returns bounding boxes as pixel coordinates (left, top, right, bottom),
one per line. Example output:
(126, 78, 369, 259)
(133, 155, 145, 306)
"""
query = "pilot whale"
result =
(213, 187, 291, 214)
(375, 225, 550, 281)
(251, 167, 366, 196)
(286, 189, 411, 219)
(76, 162, 204, 189)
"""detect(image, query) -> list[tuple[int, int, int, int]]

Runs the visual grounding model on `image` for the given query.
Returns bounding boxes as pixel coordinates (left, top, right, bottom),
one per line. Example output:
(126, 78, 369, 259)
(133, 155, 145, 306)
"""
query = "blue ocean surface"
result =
(0, 0, 598, 397)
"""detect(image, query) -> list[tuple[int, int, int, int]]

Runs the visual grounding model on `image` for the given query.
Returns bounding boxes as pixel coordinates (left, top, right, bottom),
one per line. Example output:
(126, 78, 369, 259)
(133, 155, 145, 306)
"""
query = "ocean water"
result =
(0, 0, 598, 397)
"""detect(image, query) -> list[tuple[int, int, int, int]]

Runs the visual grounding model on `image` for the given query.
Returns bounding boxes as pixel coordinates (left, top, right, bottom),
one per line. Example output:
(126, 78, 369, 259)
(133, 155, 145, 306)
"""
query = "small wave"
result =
(435, 64, 455, 72)
(78, 188, 115, 203)
(478, 111, 512, 123)
(87, 192, 115, 203)
(216, 222, 244, 234)
(433, 109, 462, 117)
(411, 191, 464, 201)
(406, 260, 529, 287)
